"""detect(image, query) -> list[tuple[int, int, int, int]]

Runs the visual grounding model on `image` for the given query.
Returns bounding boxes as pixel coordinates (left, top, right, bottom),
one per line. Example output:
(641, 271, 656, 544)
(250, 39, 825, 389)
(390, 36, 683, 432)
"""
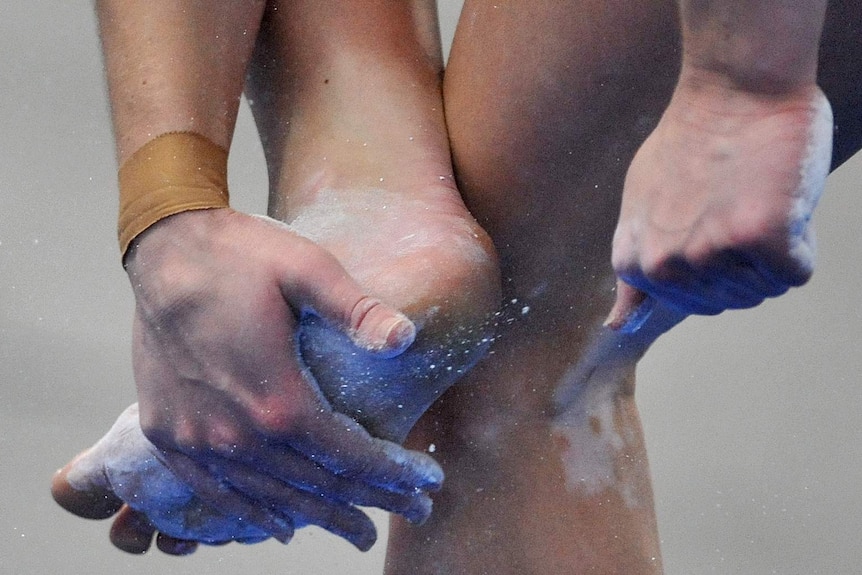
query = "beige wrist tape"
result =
(118, 131, 229, 257)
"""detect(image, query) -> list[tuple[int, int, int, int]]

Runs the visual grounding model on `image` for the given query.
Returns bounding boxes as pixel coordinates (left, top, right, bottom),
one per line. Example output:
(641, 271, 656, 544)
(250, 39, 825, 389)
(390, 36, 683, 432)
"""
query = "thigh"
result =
(387, 4, 681, 574)
(387, 3, 862, 573)
(445, 0, 680, 331)
(446, 0, 862, 320)
(435, 0, 862, 478)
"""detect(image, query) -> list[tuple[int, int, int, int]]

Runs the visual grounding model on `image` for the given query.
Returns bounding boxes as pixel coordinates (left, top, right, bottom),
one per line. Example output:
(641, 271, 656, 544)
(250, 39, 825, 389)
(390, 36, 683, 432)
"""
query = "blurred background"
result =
(2, 2, 860, 573)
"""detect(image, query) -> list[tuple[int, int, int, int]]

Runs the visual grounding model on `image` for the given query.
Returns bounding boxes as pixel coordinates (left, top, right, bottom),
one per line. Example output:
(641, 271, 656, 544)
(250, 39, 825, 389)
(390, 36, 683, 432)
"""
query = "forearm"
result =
(245, 0, 453, 215)
(679, 0, 827, 93)
(96, 0, 266, 162)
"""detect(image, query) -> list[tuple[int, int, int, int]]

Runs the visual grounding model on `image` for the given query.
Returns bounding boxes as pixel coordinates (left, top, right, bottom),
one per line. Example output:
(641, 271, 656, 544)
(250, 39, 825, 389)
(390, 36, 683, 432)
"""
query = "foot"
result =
(52, 185, 500, 552)
(52, 405, 272, 553)
(290, 184, 500, 443)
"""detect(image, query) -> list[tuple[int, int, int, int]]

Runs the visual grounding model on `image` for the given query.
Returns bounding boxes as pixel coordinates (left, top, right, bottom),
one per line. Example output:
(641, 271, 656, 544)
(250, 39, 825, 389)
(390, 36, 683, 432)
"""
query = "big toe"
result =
(51, 451, 124, 520)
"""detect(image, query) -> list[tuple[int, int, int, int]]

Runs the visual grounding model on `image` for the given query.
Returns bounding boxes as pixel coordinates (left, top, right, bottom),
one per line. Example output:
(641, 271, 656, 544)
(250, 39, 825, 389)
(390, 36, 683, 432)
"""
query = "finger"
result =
(604, 280, 651, 332)
(161, 450, 294, 544)
(110, 505, 156, 554)
(221, 462, 379, 551)
(234, 535, 271, 544)
(229, 366, 444, 496)
(155, 532, 199, 556)
(278, 245, 416, 357)
(224, 441, 435, 521)
(747, 257, 795, 299)
(647, 281, 733, 315)
(51, 450, 124, 520)
(697, 278, 767, 310)
(648, 253, 787, 313)
(286, 410, 444, 494)
(622, 271, 726, 316)
(695, 259, 785, 309)
(747, 236, 816, 289)
(706, 250, 792, 299)
(621, 252, 747, 316)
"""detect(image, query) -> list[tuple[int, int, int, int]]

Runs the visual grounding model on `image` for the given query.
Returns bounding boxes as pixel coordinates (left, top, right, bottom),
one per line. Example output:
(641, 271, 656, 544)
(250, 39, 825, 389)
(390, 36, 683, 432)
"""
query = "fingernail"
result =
(603, 313, 624, 331)
(364, 315, 415, 358)
(384, 316, 416, 351)
(405, 494, 434, 525)
(270, 515, 294, 543)
(381, 443, 445, 492)
(352, 528, 377, 552)
(402, 463, 444, 492)
(604, 287, 651, 334)
(425, 463, 445, 491)
(274, 532, 293, 545)
(615, 297, 655, 334)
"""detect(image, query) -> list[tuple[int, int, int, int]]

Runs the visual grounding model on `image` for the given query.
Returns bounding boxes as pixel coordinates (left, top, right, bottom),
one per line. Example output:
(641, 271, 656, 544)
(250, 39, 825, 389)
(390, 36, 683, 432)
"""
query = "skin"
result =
(609, 0, 831, 320)
(56, 0, 862, 571)
(243, 0, 500, 443)
(54, 0, 499, 555)
(384, 4, 678, 572)
(53, 185, 501, 550)
(95, 0, 478, 546)
(387, 1, 859, 573)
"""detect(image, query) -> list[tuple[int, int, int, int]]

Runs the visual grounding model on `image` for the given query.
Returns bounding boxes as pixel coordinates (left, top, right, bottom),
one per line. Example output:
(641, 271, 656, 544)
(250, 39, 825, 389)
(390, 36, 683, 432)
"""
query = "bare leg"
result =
(53, 0, 501, 555)
(386, 1, 862, 573)
(53, 0, 862, 563)
(384, 3, 679, 573)
(245, 0, 501, 443)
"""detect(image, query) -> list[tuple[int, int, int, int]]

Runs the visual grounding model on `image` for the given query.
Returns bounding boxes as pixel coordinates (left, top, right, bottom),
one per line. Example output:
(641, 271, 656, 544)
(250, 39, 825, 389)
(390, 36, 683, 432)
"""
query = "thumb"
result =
(604, 279, 653, 334)
(281, 245, 416, 357)
(341, 295, 417, 357)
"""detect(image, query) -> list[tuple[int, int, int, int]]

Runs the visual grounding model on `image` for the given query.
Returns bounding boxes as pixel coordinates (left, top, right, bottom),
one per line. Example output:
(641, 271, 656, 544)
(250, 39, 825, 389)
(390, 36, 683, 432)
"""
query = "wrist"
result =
(123, 207, 231, 277)
(678, 1, 826, 95)
(118, 132, 229, 260)
(671, 62, 823, 122)
(678, 56, 819, 99)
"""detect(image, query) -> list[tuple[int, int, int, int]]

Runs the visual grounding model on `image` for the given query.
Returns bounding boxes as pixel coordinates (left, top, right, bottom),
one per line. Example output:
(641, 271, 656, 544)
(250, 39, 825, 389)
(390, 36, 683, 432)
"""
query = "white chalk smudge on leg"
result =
(552, 381, 622, 498)
(551, 369, 644, 509)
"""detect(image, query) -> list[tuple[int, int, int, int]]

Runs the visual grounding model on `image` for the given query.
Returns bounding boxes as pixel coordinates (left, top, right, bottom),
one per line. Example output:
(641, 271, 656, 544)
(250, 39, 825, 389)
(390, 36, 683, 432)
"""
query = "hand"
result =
(124, 208, 443, 545)
(54, 186, 500, 554)
(608, 80, 832, 326)
(52, 404, 410, 554)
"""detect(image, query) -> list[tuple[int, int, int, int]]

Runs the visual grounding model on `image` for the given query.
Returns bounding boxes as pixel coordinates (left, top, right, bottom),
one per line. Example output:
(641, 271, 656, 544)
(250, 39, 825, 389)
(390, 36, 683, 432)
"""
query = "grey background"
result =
(2, 2, 860, 573)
